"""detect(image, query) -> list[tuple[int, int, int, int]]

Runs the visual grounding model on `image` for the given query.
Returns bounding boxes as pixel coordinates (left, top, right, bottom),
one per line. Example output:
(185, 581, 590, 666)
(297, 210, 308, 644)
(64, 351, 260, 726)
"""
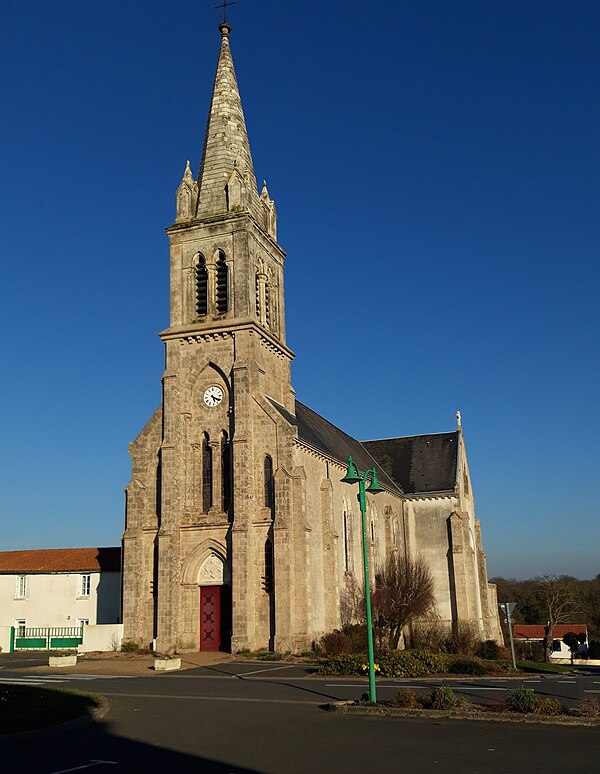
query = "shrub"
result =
(317, 654, 364, 676)
(256, 650, 283, 661)
(342, 624, 368, 653)
(447, 658, 487, 676)
(377, 650, 447, 678)
(489, 659, 518, 673)
(392, 688, 422, 709)
(444, 622, 480, 655)
(476, 640, 500, 660)
(534, 698, 564, 716)
(424, 685, 458, 710)
(318, 630, 353, 657)
(318, 649, 448, 677)
(120, 640, 139, 653)
(587, 640, 600, 659)
(574, 696, 600, 718)
(505, 687, 539, 713)
(410, 620, 450, 652)
(515, 640, 545, 662)
(108, 632, 121, 652)
(496, 645, 513, 661)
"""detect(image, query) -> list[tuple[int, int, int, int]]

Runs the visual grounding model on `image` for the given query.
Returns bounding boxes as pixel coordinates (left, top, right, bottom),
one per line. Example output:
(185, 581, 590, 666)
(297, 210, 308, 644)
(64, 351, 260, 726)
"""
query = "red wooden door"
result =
(200, 586, 221, 651)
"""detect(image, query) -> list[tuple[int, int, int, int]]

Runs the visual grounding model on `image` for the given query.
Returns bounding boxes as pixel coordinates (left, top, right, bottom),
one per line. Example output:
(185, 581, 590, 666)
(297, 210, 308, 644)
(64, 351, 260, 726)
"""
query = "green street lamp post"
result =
(341, 455, 383, 704)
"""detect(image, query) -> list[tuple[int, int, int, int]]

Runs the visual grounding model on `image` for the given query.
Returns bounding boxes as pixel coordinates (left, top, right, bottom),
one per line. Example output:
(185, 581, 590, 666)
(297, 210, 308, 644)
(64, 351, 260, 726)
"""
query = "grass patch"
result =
(0, 686, 102, 735)
(515, 660, 572, 674)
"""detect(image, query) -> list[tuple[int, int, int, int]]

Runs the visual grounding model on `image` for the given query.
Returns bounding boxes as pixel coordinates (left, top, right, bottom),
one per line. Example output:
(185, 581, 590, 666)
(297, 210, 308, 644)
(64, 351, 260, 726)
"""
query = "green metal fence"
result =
(10, 626, 84, 651)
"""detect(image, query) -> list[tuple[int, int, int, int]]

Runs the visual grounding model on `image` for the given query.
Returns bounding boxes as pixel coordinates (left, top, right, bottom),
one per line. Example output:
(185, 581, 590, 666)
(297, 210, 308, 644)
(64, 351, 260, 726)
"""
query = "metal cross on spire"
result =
(214, 0, 235, 24)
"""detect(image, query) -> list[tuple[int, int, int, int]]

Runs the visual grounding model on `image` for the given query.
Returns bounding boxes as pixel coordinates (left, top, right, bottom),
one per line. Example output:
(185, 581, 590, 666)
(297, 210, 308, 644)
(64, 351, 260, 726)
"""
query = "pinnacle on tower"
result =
(175, 160, 199, 222)
(196, 24, 258, 218)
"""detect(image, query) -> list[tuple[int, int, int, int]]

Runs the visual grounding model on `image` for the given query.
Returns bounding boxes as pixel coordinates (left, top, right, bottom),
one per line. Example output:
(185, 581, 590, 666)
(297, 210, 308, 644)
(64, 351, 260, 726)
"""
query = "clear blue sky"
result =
(1, 1, 598, 579)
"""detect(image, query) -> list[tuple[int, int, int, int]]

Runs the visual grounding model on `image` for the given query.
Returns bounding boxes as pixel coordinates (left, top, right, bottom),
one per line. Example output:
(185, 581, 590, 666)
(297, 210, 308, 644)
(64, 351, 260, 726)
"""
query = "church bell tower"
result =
(123, 22, 296, 652)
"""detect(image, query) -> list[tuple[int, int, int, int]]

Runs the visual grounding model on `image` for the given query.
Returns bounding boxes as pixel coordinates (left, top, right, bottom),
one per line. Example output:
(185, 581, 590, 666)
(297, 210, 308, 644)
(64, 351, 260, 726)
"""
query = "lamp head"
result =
(365, 469, 383, 494)
(341, 456, 361, 484)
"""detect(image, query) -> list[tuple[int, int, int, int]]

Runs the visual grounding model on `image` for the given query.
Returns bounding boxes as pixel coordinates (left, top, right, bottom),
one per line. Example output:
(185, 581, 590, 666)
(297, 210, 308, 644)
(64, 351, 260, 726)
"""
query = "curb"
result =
(0, 694, 109, 742)
(324, 701, 600, 726)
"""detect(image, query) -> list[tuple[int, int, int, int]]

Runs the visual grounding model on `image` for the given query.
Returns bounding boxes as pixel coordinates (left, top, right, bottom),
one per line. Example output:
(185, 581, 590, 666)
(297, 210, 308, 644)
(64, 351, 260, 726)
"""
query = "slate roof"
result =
(0, 547, 121, 574)
(266, 398, 401, 493)
(362, 433, 459, 495)
(513, 624, 588, 640)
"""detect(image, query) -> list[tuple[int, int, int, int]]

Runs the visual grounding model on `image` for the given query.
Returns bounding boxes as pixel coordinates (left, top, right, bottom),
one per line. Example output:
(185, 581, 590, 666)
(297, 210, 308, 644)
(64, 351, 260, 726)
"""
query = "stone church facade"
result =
(122, 23, 502, 653)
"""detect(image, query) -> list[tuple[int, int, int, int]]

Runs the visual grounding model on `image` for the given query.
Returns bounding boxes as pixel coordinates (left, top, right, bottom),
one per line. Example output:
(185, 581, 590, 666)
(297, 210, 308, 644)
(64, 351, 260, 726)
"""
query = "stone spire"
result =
(196, 23, 258, 218)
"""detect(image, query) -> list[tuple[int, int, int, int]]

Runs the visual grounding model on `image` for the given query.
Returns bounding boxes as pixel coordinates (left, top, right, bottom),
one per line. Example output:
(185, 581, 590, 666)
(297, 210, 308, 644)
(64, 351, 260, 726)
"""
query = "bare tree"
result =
(535, 575, 581, 661)
(340, 573, 365, 629)
(371, 555, 436, 650)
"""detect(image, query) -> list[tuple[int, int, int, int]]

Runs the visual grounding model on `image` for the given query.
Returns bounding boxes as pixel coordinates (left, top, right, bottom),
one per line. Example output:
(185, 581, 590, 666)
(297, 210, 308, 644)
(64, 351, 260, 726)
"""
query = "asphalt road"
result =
(1, 662, 599, 773)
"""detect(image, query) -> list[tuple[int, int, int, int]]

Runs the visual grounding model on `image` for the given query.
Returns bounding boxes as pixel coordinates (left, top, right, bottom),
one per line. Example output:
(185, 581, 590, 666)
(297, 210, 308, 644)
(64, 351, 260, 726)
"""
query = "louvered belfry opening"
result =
(216, 251, 228, 314)
(264, 282, 271, 328)
(196, 256, 208, 316)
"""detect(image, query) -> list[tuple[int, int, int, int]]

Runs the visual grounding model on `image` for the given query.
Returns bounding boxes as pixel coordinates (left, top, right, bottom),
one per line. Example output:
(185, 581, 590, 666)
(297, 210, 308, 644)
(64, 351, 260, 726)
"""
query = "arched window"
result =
(221, 431, 231, 513)
(343, 510, 351, 573)
(264, 455, 274, 514)
(263, 538, 274, 593)
(202, 433, 212, 513)
(216, 251, 228, 314)
(196, 255, 208, 317)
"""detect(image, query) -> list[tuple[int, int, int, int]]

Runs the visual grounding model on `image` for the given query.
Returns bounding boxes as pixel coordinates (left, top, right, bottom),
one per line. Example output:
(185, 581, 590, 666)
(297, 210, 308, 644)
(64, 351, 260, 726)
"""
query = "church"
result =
(122, 22, 502, 653)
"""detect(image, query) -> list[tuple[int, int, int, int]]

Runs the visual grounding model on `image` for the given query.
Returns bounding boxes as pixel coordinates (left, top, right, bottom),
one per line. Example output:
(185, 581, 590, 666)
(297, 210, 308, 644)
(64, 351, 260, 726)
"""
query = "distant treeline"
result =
(491, 575, 600, 640)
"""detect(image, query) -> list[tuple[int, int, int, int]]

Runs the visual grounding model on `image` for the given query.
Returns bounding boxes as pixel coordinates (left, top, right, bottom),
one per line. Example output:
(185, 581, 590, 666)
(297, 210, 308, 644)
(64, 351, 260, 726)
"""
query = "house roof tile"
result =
(513, 624, 588, 639)
(0, 547, 121, 573)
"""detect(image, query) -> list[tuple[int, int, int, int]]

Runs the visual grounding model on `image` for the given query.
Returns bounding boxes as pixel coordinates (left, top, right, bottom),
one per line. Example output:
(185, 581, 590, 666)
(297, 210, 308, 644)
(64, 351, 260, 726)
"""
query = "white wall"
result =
(78, 624, 124, 653)
(0, 625, 11, 652)
(0, 571, 121, 628)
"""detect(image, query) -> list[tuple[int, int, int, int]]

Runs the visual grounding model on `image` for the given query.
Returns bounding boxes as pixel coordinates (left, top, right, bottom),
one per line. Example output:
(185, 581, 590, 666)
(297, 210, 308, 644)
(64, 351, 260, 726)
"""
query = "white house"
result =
(0, 547, 122, 652)
(513, 623, 589, 660)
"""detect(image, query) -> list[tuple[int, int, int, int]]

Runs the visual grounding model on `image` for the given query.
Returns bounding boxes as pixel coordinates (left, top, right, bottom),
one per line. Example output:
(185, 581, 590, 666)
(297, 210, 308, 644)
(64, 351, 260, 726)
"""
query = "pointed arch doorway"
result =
(198, 553, 231, 652)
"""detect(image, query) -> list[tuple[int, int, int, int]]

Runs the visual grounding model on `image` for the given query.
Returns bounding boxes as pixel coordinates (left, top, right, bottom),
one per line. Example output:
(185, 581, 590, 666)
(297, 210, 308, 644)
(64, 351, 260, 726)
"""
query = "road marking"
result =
(49, 761, 118, 773)
(0, 678, 67, 685)
(584, 690, 600, 693)
(238, 664, 306, 677)
(59, 674, 137, 680)
(0, 674, 136, 686)
(324, 683, 431, 689)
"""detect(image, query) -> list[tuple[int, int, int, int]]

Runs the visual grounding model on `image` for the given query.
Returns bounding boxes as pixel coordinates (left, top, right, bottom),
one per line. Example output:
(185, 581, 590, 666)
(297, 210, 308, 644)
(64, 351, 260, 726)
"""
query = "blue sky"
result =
(1, 1, 598, 579)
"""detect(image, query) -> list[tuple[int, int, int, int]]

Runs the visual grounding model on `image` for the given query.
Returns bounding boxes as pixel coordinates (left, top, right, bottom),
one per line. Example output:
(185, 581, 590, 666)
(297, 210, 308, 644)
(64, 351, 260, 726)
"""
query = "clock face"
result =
(203, 385, 224, 408)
